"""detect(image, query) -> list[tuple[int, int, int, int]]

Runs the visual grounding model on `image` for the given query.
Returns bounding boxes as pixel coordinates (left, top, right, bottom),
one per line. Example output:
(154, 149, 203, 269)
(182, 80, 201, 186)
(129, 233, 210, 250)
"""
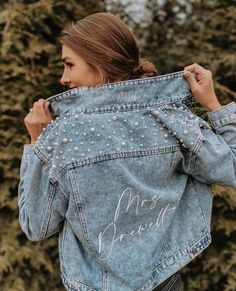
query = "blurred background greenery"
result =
(0, 0, 235, 290)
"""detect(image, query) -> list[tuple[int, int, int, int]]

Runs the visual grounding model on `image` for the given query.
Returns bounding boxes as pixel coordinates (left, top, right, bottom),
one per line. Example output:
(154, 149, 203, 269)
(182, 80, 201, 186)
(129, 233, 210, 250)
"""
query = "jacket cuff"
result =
(207, 102, 236, 128)
(22, 144, 35, 161)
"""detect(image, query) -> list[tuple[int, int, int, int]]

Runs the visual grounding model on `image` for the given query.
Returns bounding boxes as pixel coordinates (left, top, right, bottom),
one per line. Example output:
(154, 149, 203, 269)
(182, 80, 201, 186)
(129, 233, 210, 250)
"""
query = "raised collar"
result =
(47, 71, 192, 117)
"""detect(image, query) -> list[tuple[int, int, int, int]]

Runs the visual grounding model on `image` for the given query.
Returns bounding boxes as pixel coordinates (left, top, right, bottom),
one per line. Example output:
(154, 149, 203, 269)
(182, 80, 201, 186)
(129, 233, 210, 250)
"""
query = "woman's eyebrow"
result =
(61, 56, 72, 63)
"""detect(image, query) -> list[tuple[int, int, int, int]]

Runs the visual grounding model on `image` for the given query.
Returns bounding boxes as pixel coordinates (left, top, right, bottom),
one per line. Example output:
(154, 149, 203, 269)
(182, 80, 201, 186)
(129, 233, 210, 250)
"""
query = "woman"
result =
(19, 12, 236, 291)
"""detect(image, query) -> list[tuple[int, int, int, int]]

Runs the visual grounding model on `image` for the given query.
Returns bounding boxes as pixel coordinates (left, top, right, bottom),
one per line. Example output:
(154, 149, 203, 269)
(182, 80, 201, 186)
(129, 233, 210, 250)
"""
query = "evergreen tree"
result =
(0, 1, 105, 290)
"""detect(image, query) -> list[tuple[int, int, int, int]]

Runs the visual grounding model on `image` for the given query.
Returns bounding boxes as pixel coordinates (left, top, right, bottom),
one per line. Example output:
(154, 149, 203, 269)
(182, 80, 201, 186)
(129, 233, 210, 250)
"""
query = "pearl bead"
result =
(112, 116, 117, 121)
(47, 146, 52, 151)
(183, 130, 189, 135)
(164, 134, 168, 138)
(74, 147, 79, 152)
(90, 128, 96, 133)
(75, 132, 79, 135)
(63, 138, 68, 143)
(72, 124, 75, 127)
(134, 122, 139, 127)
(121, 142, 126, 147)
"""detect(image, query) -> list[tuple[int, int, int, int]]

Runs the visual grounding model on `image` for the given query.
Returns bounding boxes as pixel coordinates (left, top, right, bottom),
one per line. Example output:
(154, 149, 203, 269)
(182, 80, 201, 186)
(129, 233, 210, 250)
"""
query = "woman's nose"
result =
(60, 71, 70, 86)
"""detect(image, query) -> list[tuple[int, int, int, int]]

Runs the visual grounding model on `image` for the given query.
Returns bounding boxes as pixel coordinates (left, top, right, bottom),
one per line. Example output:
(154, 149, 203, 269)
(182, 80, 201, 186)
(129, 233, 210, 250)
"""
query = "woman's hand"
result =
(183, 63, 222, 112)
(24, 99, 53, 144)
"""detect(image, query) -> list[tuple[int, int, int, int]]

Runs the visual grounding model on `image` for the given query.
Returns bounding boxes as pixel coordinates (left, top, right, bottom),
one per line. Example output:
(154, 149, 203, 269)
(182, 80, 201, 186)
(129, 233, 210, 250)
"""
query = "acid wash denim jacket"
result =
(18, 71, 236, 291)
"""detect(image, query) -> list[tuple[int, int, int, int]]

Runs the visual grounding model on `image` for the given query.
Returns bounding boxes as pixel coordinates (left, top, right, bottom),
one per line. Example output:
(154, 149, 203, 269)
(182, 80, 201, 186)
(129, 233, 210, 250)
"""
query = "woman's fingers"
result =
(184, 63, 204, 74)
(24, 99, 53, 143)
(183, 63, 221, 111)
(183, 70, 199, 92)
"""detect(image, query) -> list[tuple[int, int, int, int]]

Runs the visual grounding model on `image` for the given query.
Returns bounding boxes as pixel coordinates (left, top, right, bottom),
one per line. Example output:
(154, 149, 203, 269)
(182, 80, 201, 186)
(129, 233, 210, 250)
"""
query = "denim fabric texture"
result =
(18, 71, 236, 291)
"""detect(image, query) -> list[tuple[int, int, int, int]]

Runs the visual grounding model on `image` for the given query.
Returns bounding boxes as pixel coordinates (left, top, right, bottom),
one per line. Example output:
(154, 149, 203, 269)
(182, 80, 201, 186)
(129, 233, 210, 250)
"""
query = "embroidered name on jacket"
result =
(98, 187, 176, 260)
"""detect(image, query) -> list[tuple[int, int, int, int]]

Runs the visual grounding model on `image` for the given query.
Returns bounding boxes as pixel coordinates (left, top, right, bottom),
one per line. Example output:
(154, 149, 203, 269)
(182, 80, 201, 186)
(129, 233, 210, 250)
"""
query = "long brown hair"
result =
(59, 12, 158, 84)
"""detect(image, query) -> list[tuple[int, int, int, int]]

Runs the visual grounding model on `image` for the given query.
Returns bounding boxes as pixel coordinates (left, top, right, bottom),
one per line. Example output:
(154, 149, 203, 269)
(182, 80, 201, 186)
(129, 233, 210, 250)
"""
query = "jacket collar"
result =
(47, 71, 191, 117)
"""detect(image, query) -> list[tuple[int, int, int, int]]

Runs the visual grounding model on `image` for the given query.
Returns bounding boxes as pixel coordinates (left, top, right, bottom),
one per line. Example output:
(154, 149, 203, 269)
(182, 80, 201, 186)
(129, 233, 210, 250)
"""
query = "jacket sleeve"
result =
(157, 101, 236, 188)
(187, 102, 236, 187)
(18, 144, 69, 241)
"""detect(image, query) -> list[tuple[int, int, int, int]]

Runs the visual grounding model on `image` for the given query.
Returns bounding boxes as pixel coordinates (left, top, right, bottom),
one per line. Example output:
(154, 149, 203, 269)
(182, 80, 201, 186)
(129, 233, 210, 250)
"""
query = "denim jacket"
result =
(18, 71, 236, 291)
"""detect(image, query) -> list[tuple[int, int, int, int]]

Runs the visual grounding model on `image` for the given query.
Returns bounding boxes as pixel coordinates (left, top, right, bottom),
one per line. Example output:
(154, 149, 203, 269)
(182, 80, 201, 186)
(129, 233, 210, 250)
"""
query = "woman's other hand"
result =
(183, 63, 222, 112)
(24, 99, 53, 144)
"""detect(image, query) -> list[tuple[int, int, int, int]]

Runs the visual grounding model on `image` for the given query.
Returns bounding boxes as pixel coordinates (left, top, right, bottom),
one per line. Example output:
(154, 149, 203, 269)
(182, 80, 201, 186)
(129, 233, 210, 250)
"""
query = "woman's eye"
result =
(65, 63, 73, 68)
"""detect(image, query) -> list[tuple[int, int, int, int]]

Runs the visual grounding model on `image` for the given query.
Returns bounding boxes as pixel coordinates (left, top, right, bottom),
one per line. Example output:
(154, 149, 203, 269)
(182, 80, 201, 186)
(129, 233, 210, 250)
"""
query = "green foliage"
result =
(0, 0, 235, 290)
(0, 0, 105, 290)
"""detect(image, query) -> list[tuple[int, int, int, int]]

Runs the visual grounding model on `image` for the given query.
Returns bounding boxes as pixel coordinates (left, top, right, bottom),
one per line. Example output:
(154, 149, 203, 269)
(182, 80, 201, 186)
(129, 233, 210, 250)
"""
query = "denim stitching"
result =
(49, 146, 181, 183)
(47, 71, 185, 102)
(39, 182, 57, 239)
(103, 268, 109, 291)
(69, 170, 98, 258)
